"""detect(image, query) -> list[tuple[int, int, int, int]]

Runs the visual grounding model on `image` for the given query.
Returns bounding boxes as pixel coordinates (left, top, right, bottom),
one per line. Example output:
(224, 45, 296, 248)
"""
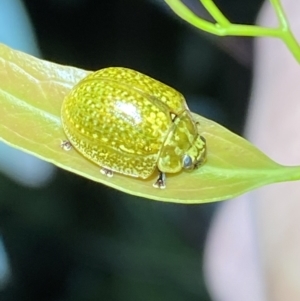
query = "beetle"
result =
(61, 67, 207, 188)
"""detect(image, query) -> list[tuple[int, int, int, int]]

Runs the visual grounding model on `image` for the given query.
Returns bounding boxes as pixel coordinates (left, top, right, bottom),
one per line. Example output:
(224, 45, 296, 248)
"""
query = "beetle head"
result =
(182, 135, 207, 170)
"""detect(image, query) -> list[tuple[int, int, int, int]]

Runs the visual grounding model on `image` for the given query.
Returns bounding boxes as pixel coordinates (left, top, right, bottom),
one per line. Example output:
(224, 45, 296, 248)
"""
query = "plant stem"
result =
(164, 0, 300, 63)
(201, 0, 230, 27)
(270, 0, 300, 63)
(165, 0, 279, 36)
(270, 0, 289, 28)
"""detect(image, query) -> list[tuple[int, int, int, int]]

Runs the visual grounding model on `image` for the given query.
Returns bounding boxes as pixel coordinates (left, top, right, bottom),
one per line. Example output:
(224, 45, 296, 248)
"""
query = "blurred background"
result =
(0, 0, 263, 300)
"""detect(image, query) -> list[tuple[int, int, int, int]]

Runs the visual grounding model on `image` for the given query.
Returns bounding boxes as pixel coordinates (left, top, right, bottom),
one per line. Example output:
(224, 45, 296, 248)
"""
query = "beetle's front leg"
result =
(153, 171, 166, 189)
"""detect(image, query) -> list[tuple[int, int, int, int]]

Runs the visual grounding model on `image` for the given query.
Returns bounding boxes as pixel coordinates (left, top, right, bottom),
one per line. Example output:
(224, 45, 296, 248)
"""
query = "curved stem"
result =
(270, 0, 300, 63)
(165, 0, 281, 37)
(270, 0, 289, 28)
(280, 30, 300, 63)
(165, 0, 300, 63)
(200, 0, 230, 27)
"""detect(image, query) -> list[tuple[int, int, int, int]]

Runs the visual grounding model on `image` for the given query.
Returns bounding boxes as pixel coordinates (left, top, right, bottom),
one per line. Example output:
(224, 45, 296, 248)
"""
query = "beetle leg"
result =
(61, 140, 72, 151)
(100, 168, 114, 178)
(153, 171, 166, 189)
(170, 112, 177, 121)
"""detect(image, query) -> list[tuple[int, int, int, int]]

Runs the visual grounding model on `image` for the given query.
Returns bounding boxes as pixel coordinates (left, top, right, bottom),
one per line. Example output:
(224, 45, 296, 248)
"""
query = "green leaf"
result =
(0, 43, 300, 203)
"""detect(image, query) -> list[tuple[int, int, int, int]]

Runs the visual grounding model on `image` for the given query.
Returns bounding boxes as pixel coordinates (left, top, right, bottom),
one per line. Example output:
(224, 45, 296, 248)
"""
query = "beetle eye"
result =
(182, 155, 193, 169)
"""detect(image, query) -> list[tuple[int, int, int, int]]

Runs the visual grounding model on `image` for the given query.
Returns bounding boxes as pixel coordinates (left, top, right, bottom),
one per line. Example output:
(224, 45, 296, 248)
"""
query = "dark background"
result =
(0, 0, 262, 300)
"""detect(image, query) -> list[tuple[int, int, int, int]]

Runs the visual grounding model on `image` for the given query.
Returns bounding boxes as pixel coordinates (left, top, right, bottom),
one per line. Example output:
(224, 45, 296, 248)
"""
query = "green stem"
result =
(219, 24, 281, 38)
(201, 0, 230, 27)
(165, 0, 278, 36)
(270, 0, 300, 63)
(270, 0, 289, 28)
(280, 30, 300, 63)
(164, 0, 300, 63)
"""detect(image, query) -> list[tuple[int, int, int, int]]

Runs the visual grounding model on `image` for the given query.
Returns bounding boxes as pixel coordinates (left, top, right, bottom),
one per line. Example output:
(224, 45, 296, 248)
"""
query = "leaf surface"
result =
(1, 43, 299, 203)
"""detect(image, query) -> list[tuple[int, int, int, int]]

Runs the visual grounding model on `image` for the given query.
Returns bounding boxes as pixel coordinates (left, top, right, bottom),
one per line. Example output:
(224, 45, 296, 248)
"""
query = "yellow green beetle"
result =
(61, 67, 207, 188)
